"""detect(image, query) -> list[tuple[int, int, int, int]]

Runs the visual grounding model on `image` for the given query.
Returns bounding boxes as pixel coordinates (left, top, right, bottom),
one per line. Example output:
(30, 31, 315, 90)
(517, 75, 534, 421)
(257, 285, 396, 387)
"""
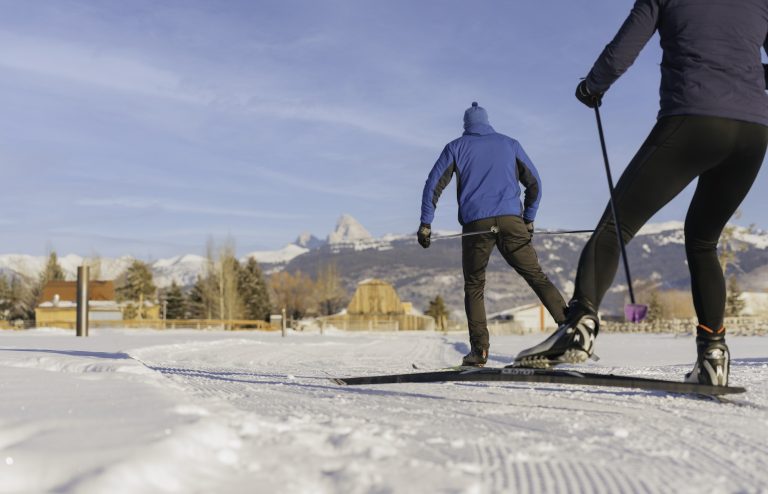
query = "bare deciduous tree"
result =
(315, 262, 347, 316)
(269, 270, 315, 321)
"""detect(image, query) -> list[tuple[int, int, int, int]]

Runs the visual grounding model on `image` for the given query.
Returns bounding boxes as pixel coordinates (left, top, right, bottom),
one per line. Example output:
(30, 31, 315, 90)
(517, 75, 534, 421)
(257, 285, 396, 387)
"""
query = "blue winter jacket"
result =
(420, 123, 542, 226)
(586, 0, 768, 127)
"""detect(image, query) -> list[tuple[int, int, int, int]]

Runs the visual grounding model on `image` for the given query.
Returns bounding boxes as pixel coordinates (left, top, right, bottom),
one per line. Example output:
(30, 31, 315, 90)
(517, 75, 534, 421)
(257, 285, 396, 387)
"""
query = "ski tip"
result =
(330, 378, 348, 386)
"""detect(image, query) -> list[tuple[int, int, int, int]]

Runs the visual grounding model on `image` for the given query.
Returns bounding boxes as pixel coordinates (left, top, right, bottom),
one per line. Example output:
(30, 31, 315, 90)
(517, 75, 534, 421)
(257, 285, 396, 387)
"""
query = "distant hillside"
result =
(2, 216, 767, 318)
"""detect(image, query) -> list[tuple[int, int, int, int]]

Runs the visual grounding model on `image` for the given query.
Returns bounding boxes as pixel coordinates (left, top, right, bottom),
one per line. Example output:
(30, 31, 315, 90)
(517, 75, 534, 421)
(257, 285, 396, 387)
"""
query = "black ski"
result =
(332, 367, 746, 397)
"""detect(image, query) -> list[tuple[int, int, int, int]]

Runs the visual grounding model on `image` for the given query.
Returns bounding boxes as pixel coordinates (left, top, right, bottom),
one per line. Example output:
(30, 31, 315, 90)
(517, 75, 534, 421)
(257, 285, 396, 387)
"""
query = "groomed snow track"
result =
(127, 331, 768, 493)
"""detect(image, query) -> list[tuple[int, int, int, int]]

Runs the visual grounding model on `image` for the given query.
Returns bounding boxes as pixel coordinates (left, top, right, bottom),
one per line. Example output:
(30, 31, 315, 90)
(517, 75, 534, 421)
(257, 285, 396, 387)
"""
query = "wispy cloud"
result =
(0, 30, 188, 100)
(76, 197, 306, 220)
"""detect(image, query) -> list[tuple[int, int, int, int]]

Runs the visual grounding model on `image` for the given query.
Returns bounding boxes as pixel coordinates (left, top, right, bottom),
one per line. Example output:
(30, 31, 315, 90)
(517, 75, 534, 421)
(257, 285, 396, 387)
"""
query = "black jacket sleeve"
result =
(586, 0, 661, 93)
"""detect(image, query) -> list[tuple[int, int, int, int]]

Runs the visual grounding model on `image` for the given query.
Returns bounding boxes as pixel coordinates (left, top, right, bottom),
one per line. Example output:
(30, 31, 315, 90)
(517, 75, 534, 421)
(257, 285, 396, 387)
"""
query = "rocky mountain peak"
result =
(295, 232, 325, 249)
(327, 214, 373, 245)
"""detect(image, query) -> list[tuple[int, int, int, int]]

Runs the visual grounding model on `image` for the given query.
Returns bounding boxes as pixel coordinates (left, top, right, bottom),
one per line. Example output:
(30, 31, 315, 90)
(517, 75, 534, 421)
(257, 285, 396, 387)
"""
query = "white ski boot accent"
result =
(513, 315, 599, 368)
(685, 344, 730, 386)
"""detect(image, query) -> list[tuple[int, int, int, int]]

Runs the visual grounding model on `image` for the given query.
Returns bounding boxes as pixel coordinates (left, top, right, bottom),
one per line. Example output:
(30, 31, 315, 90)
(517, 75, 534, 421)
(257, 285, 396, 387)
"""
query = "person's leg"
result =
(462, 218, 497, 352)
(681, 122, 767, 385)
(684, 120, 767, 329)
(572, 116, 730, 310)
(515, 116, 740, 367)
(495, 216, 567, 324)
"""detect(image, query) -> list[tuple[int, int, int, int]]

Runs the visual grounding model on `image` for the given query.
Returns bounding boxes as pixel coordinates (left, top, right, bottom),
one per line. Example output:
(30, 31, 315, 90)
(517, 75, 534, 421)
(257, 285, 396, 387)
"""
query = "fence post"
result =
(281, 307, 287, 337)
(76, 266, 89, 337)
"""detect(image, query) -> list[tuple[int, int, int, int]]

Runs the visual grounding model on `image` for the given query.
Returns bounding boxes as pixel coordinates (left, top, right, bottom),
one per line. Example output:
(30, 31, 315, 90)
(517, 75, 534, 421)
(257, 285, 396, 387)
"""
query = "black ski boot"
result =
(685, 327, 730, 386)
(512, 301, 599, 368)
(462, 346, 489, 367)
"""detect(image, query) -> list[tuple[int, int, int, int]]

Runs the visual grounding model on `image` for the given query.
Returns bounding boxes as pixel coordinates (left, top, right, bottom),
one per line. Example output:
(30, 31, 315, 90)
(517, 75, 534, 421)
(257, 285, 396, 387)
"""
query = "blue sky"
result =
(2, 0, 767, 258)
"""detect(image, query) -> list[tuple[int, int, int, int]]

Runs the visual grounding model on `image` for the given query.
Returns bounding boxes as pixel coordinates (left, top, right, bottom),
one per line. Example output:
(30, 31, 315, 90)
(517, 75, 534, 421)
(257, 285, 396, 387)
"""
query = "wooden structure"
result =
(34, 319, 273, 330)
(348, 279, 406, 315)
(35, 280, 160, 327)
(319, 279, 434, 331)
(40, 280, 116, 302)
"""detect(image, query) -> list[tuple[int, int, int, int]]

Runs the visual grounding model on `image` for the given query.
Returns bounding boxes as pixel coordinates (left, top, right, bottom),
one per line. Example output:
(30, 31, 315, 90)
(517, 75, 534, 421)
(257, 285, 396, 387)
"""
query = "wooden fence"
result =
(26, 319, 275, 331)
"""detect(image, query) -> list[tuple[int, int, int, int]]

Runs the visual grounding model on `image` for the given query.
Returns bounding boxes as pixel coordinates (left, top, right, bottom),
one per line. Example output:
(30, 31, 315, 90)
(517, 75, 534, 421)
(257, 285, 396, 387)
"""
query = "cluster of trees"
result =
(0, 251, 66, 321)
(152, 240, 349, 323)
(268, 263, 347, 320)
(183, 243, 272, 322)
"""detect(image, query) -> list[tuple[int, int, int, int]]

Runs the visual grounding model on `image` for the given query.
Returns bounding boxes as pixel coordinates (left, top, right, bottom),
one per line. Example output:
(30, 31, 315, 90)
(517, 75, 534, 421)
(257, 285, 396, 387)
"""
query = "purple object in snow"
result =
(625, 304, 648, 323)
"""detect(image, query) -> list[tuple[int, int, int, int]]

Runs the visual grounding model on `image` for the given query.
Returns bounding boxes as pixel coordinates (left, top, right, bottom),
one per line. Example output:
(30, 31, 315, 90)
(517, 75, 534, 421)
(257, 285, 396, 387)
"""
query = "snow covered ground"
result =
(1, 329, 766, 494)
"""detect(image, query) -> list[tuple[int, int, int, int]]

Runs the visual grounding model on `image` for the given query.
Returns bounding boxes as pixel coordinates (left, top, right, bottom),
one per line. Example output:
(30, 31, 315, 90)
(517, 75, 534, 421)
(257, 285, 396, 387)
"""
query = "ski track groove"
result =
(127, 334, 768, 493)
(149, 360, 767, 493)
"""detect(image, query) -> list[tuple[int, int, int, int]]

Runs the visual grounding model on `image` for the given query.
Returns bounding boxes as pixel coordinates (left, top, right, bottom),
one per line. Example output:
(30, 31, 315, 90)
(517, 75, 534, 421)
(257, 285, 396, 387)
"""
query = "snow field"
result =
(1, 329, 767, 493)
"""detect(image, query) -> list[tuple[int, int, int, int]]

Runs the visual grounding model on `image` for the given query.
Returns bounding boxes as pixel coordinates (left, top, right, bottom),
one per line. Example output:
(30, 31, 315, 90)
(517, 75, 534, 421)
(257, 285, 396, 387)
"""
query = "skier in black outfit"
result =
(515, 0, 768, 386)
(419, 102, 567, 367)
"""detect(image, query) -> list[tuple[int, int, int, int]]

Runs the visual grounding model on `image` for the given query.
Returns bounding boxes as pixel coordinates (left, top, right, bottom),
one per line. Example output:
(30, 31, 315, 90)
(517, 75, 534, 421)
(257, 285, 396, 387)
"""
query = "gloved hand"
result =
(575, 79, 603, 108)
(525, 221, 534, 235)
(417, 223, 431, 248)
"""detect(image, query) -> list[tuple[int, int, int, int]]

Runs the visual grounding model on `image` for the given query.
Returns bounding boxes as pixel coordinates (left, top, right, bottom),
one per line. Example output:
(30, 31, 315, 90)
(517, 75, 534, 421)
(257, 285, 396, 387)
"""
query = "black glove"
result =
(575, 79, 603, 108)
(417, 223, 431, 248)
(525, 221, 534, 235)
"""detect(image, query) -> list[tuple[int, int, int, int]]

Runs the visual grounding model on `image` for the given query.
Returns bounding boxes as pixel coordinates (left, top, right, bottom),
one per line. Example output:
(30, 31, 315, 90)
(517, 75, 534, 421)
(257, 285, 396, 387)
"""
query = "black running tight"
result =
(574, 115, 767, 329)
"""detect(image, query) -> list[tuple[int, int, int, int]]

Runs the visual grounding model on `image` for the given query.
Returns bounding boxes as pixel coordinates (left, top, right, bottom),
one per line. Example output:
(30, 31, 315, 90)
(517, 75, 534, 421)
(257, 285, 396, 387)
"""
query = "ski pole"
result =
(431, 226, 499, 241)
(594, 105, 647, 322)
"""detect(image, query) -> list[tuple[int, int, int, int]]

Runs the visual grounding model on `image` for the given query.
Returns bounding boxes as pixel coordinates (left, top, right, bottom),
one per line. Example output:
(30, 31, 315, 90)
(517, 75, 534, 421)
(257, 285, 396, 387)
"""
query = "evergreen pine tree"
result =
(187, 276, 207, 319)
(646, 289, 663, 322)
(725, 276, 746, 317)
(116, 260, 157, 319)
(238, 257, 271, 321)
(42, 251, 66, 283)
(163, 281, 186, 320)
(25, 251, 68, 323)
(425, 295, 449, 330)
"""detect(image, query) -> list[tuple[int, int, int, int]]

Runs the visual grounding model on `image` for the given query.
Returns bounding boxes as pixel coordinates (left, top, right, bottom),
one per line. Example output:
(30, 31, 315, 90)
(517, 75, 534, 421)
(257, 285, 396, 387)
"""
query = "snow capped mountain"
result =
(637, 221, 685, 236)
(152, 254, 208, 287)
(2, 221, 766, 299)
(0, 254, 133, 281)
(243, 244, 308, 265)
(328, 214, 372, 244)
(295, 232, 325, 249)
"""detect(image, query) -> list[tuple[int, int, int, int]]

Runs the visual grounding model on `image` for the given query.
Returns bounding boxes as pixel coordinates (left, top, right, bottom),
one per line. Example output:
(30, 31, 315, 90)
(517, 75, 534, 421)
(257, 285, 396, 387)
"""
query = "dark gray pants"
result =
(462, 215, 567, 349)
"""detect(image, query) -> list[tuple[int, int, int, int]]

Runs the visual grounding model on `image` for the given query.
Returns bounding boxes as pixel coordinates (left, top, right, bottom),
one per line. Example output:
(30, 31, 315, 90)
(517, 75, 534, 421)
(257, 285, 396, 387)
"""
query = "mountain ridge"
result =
(2, 215, 766, 317)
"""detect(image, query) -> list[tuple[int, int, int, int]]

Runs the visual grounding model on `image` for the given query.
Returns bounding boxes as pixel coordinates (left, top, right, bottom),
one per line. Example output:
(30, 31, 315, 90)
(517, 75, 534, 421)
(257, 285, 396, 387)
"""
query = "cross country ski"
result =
(332, 367, 747, 398)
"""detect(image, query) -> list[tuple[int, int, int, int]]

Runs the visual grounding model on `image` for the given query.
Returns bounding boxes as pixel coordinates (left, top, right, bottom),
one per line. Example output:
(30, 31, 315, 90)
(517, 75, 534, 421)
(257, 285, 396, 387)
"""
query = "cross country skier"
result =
(418, 102, 568, 367)
(514, 0, 768, 386)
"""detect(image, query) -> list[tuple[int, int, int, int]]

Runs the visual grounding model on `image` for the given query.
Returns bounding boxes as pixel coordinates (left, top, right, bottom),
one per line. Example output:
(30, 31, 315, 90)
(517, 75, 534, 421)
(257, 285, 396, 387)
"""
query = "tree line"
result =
(0, 244, 350, 324)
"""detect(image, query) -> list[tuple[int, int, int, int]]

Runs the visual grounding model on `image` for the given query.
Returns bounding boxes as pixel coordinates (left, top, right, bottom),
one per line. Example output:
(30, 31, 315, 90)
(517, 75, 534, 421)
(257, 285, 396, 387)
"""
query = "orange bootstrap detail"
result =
(697, 324, 725, 334)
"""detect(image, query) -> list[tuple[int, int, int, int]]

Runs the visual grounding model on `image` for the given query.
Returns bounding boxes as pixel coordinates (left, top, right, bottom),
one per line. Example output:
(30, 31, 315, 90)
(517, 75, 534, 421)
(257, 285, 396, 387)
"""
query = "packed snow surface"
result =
(1, 329, 766, 493)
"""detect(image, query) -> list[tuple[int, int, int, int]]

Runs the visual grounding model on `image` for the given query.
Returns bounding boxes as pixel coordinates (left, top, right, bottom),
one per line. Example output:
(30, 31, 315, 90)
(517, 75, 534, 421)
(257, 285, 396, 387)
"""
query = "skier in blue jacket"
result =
(419, 102, 567, 366)
(515, 0, 768, 386)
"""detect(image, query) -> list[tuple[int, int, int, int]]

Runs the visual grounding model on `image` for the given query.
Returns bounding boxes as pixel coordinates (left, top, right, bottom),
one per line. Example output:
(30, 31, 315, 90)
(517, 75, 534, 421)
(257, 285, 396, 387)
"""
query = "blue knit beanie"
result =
(463, 101, 489, 128)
